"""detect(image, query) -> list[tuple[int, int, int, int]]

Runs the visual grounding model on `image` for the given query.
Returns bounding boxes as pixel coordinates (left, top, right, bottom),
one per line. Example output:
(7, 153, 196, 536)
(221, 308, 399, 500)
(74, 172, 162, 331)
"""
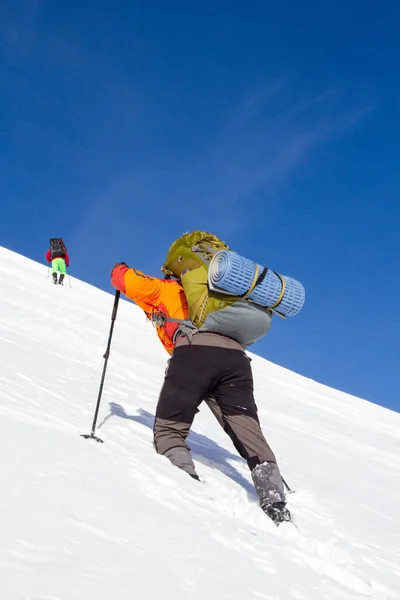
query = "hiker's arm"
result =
(111, 264, 163, 309)
(45, 250, 51, 263)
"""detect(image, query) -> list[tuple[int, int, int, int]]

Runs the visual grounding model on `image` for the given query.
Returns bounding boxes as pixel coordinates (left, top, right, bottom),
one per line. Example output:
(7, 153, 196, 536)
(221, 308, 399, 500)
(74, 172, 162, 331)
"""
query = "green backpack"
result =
(161, 231, 271, 332)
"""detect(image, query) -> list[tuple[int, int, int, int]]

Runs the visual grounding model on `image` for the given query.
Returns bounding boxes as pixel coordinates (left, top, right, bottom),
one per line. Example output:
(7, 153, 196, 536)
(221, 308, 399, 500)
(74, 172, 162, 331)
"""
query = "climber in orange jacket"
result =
(110, 261, 291, 526)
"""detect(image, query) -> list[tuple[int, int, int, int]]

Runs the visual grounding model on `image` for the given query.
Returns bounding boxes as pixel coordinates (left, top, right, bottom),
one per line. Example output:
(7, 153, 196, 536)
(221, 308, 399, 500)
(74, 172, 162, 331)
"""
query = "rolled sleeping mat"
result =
(208, 251, 305, 317)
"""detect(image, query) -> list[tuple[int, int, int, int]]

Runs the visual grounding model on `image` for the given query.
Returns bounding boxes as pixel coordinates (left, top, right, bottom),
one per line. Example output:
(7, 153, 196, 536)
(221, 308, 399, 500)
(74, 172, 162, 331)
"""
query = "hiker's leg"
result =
(51, 259, 59, 274)
(204, 396, 225, 428)
(58, 258, 67, 275)
(154, 345, 213, 476)
(57, 259, 66, 284)
(204, 394, 275, 465)
(51, 259, 58, 283)
(204, 393, 269, 462)
(212, 350, 286, 508)
(211, 350, 277, 468)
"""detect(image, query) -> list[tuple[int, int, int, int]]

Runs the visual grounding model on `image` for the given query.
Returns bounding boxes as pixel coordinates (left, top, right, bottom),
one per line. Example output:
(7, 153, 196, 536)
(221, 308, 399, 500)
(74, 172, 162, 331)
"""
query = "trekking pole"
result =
(47, 266, 50, 279)
(81, 290, 121, 443)
(67, 270, 72, 288)
(282, 476, 294, 494)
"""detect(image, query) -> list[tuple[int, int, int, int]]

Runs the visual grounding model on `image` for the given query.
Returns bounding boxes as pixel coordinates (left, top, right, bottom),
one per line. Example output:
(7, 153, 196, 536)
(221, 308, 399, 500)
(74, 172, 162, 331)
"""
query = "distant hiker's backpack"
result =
(161, 231, 273, 348)
(50, 238, 67, 259)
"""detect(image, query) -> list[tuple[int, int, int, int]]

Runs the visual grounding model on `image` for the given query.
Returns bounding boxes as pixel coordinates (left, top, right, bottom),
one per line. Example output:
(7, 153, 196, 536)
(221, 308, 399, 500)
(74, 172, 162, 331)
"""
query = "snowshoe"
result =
(262, 501, 292, 526)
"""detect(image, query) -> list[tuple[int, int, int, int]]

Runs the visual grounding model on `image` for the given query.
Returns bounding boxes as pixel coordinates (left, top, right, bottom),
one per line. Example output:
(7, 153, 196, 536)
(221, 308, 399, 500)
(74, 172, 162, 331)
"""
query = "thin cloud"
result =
(71, 81, 375, 260)
(189, 83, 375, 207)
(141, 82, 375, 225)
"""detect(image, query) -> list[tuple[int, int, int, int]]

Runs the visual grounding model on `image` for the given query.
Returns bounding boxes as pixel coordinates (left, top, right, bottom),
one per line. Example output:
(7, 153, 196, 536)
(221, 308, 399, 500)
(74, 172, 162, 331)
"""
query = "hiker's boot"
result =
(52, 272, 58, 285)
(164, 447, 200, 480)
(251, 461, 292, 526)
(58, 274, 65, 286)
(263, 502, 292, 525)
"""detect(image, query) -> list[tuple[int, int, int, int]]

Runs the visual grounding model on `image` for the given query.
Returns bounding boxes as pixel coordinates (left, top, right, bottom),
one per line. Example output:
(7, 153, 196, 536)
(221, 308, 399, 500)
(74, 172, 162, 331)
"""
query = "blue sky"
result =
(1, 0, 399, 412)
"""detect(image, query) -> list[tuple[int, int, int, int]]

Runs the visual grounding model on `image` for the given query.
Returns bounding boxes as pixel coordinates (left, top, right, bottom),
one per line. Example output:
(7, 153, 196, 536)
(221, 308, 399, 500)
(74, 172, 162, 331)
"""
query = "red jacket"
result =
(46, 249, 69, 266)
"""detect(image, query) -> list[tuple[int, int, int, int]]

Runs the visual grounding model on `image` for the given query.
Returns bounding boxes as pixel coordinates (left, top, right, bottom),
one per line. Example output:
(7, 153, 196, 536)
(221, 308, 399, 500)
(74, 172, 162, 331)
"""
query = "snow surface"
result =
(0, 246, 399, 600)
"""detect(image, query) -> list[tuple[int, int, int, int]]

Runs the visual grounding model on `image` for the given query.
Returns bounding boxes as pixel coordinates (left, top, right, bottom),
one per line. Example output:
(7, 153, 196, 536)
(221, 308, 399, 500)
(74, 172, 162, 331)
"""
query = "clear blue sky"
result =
(1, 0, 399, 412)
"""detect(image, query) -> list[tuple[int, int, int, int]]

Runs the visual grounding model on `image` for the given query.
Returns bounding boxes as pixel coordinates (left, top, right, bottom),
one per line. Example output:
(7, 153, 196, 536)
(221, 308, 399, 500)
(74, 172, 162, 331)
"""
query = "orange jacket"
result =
(111, 264, 189, 354)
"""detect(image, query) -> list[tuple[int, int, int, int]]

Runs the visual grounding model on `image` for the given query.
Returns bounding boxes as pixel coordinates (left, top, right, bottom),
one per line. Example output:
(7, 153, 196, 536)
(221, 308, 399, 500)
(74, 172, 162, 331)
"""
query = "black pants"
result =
(153, 345, 277, 470)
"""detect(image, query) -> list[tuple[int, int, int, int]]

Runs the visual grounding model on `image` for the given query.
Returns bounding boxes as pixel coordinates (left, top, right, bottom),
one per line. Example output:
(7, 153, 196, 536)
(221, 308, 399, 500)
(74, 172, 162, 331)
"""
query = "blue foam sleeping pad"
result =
(208, 251, 305, 317)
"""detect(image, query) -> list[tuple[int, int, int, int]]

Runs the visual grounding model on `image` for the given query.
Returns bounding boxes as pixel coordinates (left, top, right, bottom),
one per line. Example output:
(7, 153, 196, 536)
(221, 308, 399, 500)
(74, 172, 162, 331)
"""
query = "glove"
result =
(110, 262, 128, 277)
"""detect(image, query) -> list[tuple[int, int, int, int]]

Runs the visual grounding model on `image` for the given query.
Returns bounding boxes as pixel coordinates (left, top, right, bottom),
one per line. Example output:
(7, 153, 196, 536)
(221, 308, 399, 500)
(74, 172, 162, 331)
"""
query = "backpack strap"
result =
(238, 266, 286, 318)
(150, 309, 198, 345)
(150, 309, 183, 328)
(173, 323, 197, 344)
(267, 272, 286, 310)
(190, 244, 219, 265)
(240, 265, 259, 300)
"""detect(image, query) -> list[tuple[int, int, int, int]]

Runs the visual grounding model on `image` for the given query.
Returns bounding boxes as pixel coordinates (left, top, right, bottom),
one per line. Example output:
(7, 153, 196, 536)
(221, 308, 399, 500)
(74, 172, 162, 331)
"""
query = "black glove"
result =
(111, 262, 128, 277)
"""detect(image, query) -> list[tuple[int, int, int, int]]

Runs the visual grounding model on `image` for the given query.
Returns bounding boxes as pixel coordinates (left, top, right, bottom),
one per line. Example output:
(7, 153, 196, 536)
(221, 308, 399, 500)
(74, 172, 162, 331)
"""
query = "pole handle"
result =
(111, 290, 120, 321)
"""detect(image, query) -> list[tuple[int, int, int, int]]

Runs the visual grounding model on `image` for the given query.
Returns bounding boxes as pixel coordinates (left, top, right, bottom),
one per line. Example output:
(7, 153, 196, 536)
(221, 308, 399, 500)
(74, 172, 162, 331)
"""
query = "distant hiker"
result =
(110, 261, 292, 525)
(46, 238, 69, 285)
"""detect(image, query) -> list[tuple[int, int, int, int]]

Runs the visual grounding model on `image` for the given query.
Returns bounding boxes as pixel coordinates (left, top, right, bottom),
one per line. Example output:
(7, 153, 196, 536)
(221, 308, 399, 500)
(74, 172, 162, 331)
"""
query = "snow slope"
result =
(0, 246, 399, 600)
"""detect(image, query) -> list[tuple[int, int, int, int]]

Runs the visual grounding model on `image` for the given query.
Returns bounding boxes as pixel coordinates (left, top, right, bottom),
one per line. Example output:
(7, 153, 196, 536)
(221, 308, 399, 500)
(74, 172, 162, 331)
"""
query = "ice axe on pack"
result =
(81, 290, 120, 443)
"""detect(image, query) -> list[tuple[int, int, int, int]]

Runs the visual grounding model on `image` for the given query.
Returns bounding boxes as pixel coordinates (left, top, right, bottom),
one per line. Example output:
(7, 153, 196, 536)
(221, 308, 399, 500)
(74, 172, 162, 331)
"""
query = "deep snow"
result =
(0, 246, 399, 600)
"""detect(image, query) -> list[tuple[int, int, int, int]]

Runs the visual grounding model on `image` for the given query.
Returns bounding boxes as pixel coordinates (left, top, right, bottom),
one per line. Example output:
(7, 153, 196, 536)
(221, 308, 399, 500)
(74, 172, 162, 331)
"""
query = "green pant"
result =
(52, 258, 67, 275)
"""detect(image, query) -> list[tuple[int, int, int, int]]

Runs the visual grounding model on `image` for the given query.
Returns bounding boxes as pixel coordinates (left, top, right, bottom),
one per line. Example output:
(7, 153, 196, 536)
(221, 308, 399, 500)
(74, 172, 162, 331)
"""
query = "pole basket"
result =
(81, 433, 103, 443)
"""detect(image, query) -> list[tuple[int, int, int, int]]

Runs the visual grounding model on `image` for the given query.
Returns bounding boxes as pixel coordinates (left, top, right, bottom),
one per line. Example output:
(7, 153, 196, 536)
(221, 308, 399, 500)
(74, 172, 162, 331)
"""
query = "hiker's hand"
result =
(110, 262, 129, 294)
(110, 262, 128, 278)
